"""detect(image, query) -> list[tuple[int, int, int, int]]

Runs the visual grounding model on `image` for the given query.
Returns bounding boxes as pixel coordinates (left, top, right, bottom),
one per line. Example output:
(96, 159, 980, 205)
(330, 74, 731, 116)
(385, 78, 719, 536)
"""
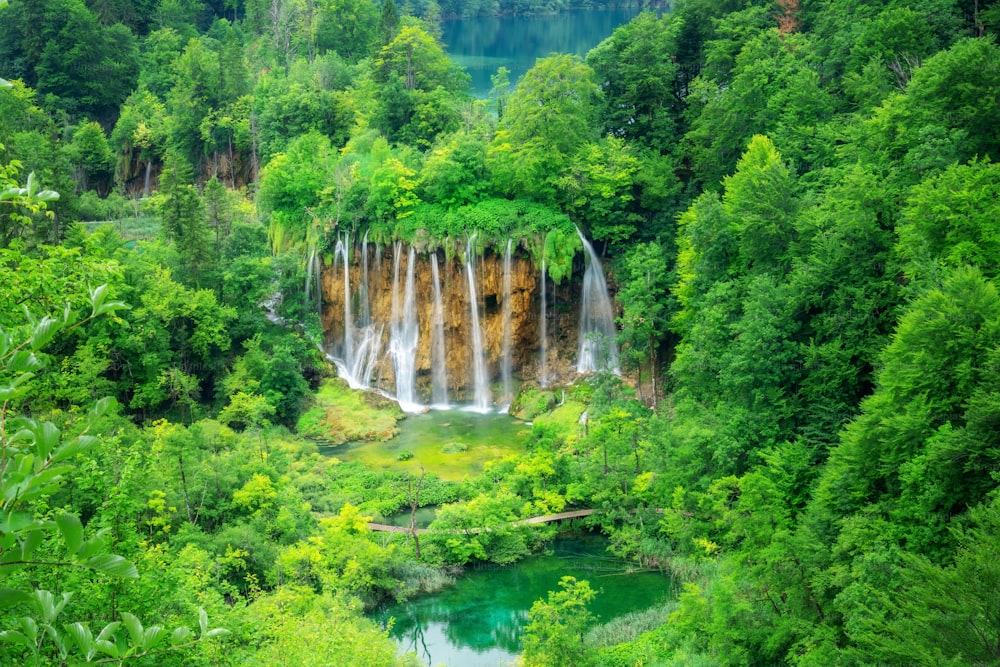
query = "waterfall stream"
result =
(539, 258, 548, 388)
(465, 236, 491, 412)
(430, 253, 449, 407)
(390, 244, 422, 412)
(321, 233, 620, 412)
(575, 228, 620, 374)
(501, 239, 513, 409)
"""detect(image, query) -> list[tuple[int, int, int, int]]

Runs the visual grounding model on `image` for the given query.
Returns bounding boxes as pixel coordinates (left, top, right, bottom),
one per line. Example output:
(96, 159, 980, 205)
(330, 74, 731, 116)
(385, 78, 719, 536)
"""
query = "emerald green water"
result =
(375, 534, 675, 666)
(324, 410, 531, 481)
(442, 7, 650, 97)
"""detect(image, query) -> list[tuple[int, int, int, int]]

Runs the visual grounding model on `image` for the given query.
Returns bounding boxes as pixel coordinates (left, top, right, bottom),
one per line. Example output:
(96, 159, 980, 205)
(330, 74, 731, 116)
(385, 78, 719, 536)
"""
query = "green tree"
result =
(856, 496, 1000, 665)
(587, 11, 683, 153)
(151, 153, 213, 287)
(315, 0, 378, 60)
(488, 54, 600, 205)
(66, 122, 114, 195)
(616, 241, 671, 406)
(167, 36, 223, 167)
(257, 130, 334, 252)
(521, 576, 597, 667)
(684, 30, 835, 187)
(897, 159, 1000, 286)
(0, 287, 227, 665)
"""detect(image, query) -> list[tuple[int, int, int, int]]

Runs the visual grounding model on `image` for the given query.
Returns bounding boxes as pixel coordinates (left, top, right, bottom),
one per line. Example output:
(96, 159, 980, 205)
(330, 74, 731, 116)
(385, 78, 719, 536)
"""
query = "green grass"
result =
(586, 601, 677, 648)
(297, 378, 403, 444)
(532, 399, 587, 440)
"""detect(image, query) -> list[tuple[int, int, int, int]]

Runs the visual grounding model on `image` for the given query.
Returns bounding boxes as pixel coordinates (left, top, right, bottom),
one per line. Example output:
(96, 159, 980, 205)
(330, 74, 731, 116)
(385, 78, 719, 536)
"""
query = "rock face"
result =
(320, 238, 613, 409)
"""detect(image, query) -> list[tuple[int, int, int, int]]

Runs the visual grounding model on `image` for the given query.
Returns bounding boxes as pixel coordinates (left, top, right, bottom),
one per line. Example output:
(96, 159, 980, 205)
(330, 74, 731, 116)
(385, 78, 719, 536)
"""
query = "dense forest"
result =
(2, 0, 1000, 664)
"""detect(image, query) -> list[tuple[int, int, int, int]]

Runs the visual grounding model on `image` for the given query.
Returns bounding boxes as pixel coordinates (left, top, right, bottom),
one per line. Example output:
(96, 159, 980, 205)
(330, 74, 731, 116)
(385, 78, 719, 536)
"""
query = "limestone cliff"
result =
(320, 240, 607, 407)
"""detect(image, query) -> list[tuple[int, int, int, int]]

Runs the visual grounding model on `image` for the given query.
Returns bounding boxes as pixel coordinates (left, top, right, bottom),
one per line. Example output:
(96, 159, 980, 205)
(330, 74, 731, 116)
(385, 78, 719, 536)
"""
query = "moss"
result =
(296, 378, 403, 444)
(510, 385, 557, 420)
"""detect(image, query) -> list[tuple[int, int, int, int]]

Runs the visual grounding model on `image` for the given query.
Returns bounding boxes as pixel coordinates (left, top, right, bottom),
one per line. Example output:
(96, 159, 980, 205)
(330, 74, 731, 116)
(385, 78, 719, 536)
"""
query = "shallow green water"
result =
(323, 409, 530, 481)
(375, 534, 675, 666)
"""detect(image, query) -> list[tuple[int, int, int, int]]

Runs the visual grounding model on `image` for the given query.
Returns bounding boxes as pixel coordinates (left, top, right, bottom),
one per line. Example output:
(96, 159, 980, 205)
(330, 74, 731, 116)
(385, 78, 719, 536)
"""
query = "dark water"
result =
(375, 534, 675, 666)
(442, 7, 649, 97)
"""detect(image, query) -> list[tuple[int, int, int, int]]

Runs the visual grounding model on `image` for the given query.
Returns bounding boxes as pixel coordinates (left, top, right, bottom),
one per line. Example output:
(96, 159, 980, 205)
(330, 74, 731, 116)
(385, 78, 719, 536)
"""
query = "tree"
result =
(684, 30, 835, 187)
(0, 160, 60, 249)
(150, 153, 213, 287)
(521, 576, 597, 667)
(0, 286, 228, 664)
(616, 241, 671, 406)
(418, 131, 488, 207)
(257, 130, 334, 252)
(488, 54, 600, 204)
(4, 0, 140, 119)
(561, 136, 640, 246)
(374, 24, 468, 93)
(489, 66, 511, 119)
(167, 36, 222, 168)
(897, 159, 1000, 285)
(376, 0, 399, 46)
(66, 122, 114, 195)
(856, 496, 1000, 665)
(587, 11, 683, 153)
(315, 0, 378, 60)
(721, 135, 798, 276)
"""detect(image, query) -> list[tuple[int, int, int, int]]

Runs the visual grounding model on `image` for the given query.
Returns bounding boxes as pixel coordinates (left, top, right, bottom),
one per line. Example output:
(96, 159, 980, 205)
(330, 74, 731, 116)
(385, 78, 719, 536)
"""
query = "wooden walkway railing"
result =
(367, 508, 598, 535)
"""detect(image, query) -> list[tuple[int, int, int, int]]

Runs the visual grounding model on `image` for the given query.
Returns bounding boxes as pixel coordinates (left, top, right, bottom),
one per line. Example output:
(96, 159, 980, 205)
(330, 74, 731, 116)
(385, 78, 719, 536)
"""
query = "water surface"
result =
(376, 534, 675, 666)
(442, 7, 649, 97)
(323, 409, 531, 481)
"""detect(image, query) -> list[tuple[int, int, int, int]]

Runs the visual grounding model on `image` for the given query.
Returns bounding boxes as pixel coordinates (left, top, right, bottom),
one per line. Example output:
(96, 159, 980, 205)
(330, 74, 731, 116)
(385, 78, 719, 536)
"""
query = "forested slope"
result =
(1, 0, 1000, 664)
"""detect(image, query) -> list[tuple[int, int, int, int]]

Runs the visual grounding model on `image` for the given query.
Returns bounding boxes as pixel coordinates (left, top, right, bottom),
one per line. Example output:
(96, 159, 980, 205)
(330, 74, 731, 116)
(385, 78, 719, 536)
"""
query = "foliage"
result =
(521, 576, 597, 667)
(297, 378, 403, 444)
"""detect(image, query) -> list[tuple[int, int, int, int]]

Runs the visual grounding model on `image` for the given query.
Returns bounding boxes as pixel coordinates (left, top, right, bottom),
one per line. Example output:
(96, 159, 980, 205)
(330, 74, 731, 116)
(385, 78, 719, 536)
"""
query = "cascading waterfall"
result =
(389, 245, 421, 411)
(539, 257, 548, 387)
(465, 236, 491, 411)
(575, 227, 620, 374)
(501, 238, 513, 408)
(359, 230, 371, 329)
(430, 253, 449, 407)
(319, 232, 623, 409)
(336, 233, 353, 372)
(329, 233, 383, 390)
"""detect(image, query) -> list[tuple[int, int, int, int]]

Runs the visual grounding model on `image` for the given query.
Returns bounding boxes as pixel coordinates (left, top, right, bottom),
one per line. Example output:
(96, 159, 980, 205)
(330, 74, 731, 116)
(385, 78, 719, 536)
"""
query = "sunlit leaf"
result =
(86, 554, 139, 578)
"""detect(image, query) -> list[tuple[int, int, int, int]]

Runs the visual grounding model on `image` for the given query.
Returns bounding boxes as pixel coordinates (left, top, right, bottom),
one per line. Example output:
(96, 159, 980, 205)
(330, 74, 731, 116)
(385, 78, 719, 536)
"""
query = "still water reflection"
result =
(442, 7, 650, 97)
(375, 534, 675, 666)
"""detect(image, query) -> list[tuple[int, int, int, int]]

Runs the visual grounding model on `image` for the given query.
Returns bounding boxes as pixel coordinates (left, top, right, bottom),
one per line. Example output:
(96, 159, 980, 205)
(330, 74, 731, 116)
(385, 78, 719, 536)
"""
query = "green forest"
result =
(2, 0, 1000, 664)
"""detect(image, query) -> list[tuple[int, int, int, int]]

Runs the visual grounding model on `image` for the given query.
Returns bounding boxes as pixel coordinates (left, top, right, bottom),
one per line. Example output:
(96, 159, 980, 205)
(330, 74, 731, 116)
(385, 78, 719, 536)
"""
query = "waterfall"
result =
(389, 244, 421, 411)
(143, 160, 152, 197)
(575, 227, 620, 374)
(465, 236, 491, 412)
(336, 234, 353, 372)
(328, 233, 383, 391)
(360, 230, 371, 330)
(430, 253, 449, 407)
(539, 257, 548, 388)
(501, 238, 513, 409)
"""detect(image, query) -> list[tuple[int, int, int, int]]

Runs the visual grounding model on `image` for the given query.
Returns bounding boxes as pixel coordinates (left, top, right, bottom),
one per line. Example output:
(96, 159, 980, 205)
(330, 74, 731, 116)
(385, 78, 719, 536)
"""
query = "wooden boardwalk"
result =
(367, 508, 598, 535)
